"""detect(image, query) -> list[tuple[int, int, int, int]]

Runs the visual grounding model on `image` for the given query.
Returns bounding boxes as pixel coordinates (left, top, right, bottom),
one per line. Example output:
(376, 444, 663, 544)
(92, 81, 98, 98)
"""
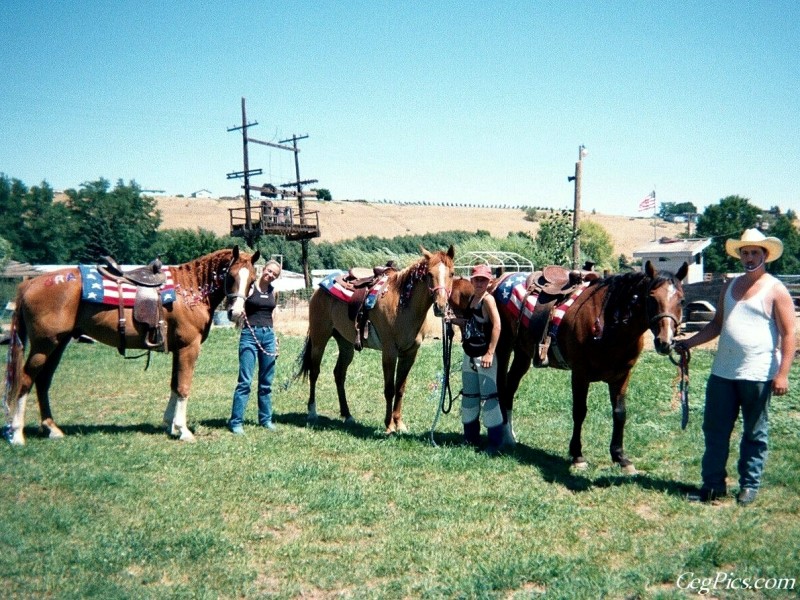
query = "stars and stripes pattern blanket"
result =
(79, 265, 176, 307)
(317, 271, 352, 303)
(318, 272, 389, 309)
(494, 272, 540, 329)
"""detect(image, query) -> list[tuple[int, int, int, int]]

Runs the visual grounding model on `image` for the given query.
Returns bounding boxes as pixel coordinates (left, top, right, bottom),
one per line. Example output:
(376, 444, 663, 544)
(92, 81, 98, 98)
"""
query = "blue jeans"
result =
(230, 326, 277, 427)
(701, 374, 771, 492)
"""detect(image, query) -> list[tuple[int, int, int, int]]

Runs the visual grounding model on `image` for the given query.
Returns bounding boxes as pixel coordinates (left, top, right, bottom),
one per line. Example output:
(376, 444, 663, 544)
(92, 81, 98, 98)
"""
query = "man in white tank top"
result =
(678, 229, 796, 505)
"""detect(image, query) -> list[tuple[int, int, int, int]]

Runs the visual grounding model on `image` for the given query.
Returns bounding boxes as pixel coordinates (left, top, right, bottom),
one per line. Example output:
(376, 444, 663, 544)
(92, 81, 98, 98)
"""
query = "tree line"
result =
(1, 174, 797, 278)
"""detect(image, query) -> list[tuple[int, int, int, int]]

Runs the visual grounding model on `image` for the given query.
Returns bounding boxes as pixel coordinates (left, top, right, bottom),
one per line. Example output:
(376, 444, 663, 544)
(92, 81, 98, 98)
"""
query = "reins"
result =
(429, 308, 460, 446)
(669, 345, 691, 429)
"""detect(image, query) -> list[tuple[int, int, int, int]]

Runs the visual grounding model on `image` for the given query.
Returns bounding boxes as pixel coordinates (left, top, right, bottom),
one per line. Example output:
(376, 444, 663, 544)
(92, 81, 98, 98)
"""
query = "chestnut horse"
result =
(493, 260, 688, 472)
(3, 247, 260, 445)
(298, 246, 455, 433)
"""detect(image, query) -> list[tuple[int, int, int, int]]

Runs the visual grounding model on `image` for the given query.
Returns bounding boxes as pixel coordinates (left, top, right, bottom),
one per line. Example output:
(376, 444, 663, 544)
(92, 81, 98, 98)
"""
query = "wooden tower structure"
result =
(226, 97, 320, 286)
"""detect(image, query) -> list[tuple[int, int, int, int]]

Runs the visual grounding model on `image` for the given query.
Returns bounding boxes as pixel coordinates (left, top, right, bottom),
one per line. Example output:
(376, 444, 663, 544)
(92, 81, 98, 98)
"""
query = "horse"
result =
(493, 260, 688, 472)
(3, 246, 260, 445)
(298, 246, 455, 433)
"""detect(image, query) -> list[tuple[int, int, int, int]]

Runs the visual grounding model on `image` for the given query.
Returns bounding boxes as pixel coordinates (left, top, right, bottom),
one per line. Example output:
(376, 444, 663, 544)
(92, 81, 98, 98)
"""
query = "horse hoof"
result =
(570, 459, 589, 471)
(178, 430, 196, 442)
(41, 419, 65, 440)
(620, 464, 638, 475)
(395, 421, 408, 434)
(4, 425, 24, 446)
(343, 416, 356, 426)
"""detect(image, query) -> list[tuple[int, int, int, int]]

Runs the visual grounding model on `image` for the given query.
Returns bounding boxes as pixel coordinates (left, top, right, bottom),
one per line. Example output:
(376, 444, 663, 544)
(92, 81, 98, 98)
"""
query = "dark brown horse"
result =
(299, 246, 455, 433)
(494, 260, 688, 472)
(3, 247, 260, 445)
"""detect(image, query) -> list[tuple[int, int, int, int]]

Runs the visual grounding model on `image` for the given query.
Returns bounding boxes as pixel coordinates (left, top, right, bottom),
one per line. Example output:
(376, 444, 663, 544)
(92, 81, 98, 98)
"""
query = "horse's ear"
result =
(232, 245, 240, 261)
(676, 261, 689, 282)
(420, 245, 432, 259)
(645, 260, 655, 278)
(251, 250, 261, 264)
(447, 245, 455, 259)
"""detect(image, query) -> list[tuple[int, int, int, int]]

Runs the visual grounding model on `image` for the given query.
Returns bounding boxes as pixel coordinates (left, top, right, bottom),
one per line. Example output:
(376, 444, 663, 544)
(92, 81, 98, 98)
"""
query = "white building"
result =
(632, 238, 712, 284)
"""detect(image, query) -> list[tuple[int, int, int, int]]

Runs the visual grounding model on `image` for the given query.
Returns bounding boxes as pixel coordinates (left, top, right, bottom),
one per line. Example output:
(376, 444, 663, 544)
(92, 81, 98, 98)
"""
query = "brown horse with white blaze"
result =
(493, 260, 688, 472)
(3, 246, 260, 445)
(299, 246, 455, 433)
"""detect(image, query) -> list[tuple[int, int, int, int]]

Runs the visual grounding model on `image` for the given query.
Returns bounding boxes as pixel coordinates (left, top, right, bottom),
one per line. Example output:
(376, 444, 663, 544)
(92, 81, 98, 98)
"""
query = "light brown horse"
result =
(492, 260, 688, 472)
(298, 246, 455, 433)
(3, 247, 260, 445)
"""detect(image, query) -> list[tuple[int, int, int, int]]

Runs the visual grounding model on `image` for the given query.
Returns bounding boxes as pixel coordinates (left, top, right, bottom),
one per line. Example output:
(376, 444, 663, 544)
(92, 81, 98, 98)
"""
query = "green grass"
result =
(2, 328, 799, 599)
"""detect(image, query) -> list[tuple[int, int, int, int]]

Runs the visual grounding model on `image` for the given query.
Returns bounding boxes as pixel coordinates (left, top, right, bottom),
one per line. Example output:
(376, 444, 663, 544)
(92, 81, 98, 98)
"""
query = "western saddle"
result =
(519, 262, 599, 367)
(332, 262, 397, 351)
(97, 256, 168, 355)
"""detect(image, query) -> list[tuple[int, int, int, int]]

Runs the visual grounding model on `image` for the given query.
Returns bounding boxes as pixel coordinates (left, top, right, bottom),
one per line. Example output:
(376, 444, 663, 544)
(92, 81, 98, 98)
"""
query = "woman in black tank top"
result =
(228, 260, 282, 435)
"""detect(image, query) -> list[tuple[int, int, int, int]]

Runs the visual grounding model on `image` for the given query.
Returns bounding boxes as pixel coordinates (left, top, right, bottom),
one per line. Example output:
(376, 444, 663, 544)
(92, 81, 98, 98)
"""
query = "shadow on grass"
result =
(30, 422, 165, 438)
(420, 432, 691, 497)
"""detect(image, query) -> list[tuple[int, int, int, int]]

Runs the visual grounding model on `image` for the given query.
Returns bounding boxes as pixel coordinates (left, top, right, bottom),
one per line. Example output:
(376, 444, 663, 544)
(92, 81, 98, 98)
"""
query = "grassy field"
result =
(1, 328, 799, 599)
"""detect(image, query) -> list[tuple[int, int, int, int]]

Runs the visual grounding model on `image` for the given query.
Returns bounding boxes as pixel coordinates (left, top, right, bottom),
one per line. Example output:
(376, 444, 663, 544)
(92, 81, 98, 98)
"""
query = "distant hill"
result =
(154, 196, 688, 259)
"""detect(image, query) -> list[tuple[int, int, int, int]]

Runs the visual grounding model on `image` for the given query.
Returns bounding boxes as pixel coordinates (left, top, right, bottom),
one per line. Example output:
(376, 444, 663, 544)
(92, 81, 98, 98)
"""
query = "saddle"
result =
(97, 256, 168, 355)
(523, 264, 599, 367)
(332, 262, 397, 351)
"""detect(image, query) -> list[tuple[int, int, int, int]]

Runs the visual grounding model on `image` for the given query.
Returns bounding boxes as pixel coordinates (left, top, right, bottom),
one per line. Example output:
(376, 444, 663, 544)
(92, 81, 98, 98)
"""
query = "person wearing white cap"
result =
(678, 228, 796, 505)
(455, 264, 504, 454)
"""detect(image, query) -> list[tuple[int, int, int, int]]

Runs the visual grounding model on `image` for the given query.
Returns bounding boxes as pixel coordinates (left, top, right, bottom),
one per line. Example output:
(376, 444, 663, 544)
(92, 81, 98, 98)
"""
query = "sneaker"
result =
(261, 422, 277, 431)
(229, 424, 245, 435)
(687, 487, 725, 503)
(736, 488, 758, 506)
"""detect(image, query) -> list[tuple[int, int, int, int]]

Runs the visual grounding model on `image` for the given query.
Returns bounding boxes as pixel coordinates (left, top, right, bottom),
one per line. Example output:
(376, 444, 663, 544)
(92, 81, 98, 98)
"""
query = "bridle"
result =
(644, 281, 682, 339)
(429, 266, 453, 318)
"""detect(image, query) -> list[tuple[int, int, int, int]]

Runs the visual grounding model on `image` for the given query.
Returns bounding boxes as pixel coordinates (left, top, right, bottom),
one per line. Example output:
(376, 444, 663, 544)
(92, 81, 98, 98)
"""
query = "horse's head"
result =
(421, 245, 456, 316)
(225, 245, 261, 321)
(644, 260, 688, 354)
(448, 276, 474, 318)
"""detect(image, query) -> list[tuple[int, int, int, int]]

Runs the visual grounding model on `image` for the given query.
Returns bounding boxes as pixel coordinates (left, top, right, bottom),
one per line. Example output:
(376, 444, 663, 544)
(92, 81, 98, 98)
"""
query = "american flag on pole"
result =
(638, 191, 656, 212)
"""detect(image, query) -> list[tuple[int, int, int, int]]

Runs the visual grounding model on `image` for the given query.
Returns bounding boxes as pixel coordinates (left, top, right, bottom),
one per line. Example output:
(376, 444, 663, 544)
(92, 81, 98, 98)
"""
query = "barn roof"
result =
(632, 238, 711, 257)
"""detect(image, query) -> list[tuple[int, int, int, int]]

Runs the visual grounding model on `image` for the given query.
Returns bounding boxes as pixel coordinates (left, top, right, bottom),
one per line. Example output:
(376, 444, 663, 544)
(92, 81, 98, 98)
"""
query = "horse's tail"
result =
(293, 333, 313, 382)
(4, 286, 28, 419)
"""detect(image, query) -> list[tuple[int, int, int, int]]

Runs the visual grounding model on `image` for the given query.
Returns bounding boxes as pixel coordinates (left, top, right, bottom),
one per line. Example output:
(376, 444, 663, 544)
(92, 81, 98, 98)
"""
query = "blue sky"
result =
(1, 1, 797, 216)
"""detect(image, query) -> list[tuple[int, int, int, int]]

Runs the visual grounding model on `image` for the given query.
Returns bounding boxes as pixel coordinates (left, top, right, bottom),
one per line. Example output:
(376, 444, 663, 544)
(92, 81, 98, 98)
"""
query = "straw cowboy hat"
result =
(725, 228, 783, 262)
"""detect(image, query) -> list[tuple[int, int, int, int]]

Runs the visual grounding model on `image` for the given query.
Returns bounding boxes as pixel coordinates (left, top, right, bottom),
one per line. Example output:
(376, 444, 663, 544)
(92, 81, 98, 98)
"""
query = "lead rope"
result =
(430, 310, 459, 446)
(669, 346, 690, 429)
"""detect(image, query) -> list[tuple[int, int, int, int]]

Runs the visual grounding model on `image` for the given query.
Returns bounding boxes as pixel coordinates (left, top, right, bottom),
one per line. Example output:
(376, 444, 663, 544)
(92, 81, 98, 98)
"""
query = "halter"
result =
(400, 259, 452, 310)
(644, 279, 682, 338)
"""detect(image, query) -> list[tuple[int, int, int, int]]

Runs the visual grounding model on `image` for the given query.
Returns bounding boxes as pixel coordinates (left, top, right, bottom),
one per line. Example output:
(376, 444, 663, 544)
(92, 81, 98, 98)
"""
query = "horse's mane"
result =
(394, 255, 434, 307)
(394, 249, 452, 308)
(590, 268, 680, 325)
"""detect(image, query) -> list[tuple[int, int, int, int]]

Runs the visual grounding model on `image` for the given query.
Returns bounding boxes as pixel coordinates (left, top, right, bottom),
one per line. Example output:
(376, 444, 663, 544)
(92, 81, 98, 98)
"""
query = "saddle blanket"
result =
(317, 271, 350, 302)
(494, 272, 540, 329)
(79, 265, 176, 307)
(318, 272, 389, 310)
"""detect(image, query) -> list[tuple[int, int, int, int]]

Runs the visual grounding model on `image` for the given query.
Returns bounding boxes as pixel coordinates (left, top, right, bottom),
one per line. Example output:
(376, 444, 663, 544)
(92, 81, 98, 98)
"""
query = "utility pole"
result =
(226, 97, 263, 246)
(568, 145, 587, 269)
(279, 133, 313, 287)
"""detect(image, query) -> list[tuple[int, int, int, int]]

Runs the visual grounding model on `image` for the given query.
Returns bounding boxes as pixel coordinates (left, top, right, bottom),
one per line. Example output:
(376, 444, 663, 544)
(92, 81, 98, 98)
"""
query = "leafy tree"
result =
(150, 228, 231, 264)
(0, 176, 78, 263)
(0, 236, 11, 272)
(695, 195, 762, 274)
(19, 183, 78, 263)
(66, 179, 161, 263)
(767, 211, 800, 275)
(658, 201, 697, 220)
(313, 188, 332, 201)
(578, 221, 617, 272)
(533, 210, 576, 267)
(0, 175, 25, 256)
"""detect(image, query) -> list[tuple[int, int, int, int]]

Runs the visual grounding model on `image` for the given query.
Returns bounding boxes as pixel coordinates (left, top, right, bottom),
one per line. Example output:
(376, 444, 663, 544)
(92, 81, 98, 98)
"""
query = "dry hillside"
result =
(155, 196, 687, 259)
